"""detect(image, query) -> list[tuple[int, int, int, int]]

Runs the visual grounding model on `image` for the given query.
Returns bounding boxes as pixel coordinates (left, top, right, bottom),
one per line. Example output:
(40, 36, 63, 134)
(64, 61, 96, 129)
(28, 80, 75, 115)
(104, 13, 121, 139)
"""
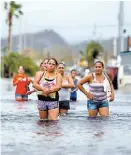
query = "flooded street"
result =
(1, 79, 131, 155)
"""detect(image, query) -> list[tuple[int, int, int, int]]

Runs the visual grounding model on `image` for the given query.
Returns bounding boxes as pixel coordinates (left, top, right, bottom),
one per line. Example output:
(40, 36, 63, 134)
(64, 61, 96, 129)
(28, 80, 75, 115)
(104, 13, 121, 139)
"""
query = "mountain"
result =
(71, 37, 129, 56)
(1, 29, 69, 51)
(72, 39, 113, 54)
(72, 41, 88, 53)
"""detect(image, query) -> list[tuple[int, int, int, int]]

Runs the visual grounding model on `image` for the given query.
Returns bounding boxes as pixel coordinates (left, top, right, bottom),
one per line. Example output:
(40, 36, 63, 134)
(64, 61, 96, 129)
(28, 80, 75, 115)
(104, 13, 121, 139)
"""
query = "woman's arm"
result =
(77, 73, 94, 99)
(77, 74, 90, 95)
(32, 71, 45, 91)
(71, 79, 79, 92)
(71, 87, 78, 92)
(62, 75, 74, 88)
(27, 78, 33, 84)
(13, 77, 22, 86)
(49, 73, 62, 93)
(109, 83, 115, 102)
(104, 72, 115, 101)
(26, 89, 36, 95)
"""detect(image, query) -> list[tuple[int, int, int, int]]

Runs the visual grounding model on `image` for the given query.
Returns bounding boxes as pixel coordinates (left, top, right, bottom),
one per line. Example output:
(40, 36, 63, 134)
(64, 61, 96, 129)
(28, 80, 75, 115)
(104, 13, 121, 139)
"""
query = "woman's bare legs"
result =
(99, 107, 109, 116)
(88, 109, 98, 117)
(48, 108, 59, 120)
(39, 110, 48, 120)
(59, 109, 68, 115)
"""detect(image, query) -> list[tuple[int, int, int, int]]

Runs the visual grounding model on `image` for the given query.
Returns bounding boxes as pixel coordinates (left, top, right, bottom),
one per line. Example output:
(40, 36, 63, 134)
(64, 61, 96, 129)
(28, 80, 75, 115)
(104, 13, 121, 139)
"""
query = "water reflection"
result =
(14, 101, 28, 109)
(35, 120, 63, 137)
(1, 79, 131, 155)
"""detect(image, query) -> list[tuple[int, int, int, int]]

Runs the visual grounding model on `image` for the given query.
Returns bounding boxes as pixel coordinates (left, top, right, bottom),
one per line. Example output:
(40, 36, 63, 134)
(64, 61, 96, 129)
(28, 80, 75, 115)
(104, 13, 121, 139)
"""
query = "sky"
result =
(1, 0, 131, 43)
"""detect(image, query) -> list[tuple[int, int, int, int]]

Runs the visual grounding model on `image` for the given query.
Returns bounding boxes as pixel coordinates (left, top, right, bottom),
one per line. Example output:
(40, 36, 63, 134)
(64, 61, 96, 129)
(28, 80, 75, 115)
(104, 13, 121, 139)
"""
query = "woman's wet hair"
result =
(43, 58, 49, 63)
(94, 61, 104, 68)
(58, 62, 65, 66)
(19, 66, 24, 70)
(48, 58, 58, 65)
(40, 58, 49, 67)
(71, 69, 76, 73)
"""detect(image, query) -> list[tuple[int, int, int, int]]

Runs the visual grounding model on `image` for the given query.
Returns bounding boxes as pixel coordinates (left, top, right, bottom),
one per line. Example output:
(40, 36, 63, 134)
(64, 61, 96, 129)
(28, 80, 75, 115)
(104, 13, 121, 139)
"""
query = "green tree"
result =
(4, 1, 23, 53)
(86, 41, 104, 68)
(3, 53, 39, 77)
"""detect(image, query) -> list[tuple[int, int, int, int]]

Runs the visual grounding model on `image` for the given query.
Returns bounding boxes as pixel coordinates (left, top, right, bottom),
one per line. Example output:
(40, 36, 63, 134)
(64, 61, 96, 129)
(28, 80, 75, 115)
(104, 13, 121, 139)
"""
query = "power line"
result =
(32, 23, 131, 28)
(23, 24, 131, 29)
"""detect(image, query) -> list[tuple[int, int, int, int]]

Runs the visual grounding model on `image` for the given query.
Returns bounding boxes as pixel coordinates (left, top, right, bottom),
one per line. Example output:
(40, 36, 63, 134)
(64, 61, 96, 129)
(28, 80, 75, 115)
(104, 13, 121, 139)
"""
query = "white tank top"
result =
(89, 73, 107, 101)
(59, 80, 70, 101)
(89, 72, 111, 101)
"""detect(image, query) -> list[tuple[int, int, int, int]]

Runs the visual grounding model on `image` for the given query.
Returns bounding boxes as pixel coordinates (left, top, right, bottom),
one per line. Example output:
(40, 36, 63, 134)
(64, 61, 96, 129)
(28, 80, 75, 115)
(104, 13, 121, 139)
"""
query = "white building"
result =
(117, 51, 131, 88)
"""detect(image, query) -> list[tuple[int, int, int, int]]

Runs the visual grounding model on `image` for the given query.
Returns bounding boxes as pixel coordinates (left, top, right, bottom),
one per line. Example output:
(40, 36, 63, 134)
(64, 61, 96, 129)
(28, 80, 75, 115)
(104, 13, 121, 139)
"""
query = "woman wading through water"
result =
(77, 61, 115, 117)
(33, 58, 62, 120)
(27, 58, 49, 95)
(57, 63, 74, 115)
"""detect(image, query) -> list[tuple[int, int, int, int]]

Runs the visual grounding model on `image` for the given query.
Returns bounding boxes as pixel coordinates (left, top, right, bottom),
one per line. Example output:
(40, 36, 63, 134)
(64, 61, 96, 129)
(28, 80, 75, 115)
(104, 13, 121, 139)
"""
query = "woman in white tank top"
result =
(77, 61, 115, 117)
(57, 63, 74, 115)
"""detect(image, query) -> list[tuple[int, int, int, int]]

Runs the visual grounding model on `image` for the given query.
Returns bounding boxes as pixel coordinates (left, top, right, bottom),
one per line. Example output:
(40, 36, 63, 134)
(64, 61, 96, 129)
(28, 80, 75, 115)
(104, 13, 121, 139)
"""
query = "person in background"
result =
(13, 66, 32, 101)
(112, 71, 118, 90)
(33, 58, 62, 121)
(57, 63, 74, 115)
(27, 58, 49, 95)
(77, 61, 115, 117)
(70, 69, 78, 102)
(39, 58, 49, 72)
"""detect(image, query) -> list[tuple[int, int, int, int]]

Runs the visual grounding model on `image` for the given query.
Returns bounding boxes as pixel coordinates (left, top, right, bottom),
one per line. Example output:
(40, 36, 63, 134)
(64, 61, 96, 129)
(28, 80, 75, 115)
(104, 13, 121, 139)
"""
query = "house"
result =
(117, 51, 131, 88)
(119, 51, 131, 65)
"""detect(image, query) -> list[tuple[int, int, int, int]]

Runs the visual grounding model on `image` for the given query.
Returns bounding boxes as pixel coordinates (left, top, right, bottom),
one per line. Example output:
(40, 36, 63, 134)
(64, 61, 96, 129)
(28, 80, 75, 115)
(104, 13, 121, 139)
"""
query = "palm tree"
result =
(4, 1, 23, 53)
(86, 41, 104, 68)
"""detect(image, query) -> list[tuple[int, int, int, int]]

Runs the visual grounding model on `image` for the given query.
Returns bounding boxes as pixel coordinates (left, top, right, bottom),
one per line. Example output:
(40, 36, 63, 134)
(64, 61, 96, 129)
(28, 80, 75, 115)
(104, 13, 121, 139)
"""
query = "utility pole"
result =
(17, 16, 22, 53)
(113, 37, 117, 57)
(118, 1, 124, 54)
(92, 23, 97, 41)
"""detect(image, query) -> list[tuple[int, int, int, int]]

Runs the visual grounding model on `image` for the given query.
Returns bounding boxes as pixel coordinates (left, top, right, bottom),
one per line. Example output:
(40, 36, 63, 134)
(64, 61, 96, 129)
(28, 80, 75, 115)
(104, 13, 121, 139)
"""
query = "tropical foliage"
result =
(85, 41, 104, 68)
(1, 53, 39, 77)
(4, 1, 23, 53)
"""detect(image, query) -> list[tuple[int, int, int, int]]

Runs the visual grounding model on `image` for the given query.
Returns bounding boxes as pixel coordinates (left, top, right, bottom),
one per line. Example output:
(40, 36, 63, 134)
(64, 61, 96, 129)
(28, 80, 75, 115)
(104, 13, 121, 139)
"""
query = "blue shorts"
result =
(87, 100, 109, 110)
(70, 97, 77, 102)
(15, 94, 28, 100)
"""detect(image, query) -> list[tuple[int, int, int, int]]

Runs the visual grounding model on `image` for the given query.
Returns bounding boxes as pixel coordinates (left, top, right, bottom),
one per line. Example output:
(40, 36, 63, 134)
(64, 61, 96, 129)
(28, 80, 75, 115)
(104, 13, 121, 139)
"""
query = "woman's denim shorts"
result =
(87, 99, 109, 110)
